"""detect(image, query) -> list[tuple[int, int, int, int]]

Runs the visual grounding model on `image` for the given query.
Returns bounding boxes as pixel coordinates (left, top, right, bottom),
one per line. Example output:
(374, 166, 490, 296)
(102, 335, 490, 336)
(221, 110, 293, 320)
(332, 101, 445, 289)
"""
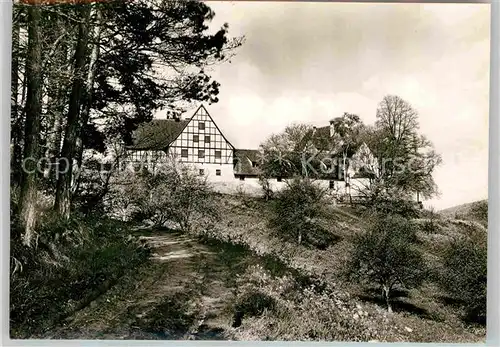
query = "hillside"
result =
(13, 194, 487, 342)
(439, 200, 488, 227)
(188, 194, 487, 342)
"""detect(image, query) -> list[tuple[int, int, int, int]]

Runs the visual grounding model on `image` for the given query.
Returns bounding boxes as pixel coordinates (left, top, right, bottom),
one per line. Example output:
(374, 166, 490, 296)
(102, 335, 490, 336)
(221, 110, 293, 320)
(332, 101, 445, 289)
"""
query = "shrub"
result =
(470, 200, 488, 226)
(370, 197, 420, 219)
(421, 207, 440, 233)
(258, 175, 274, 200)
(269, 177, 327, 245)
(439, 228, 487, 324)
(348, 214, 427, 312)
(112, 160, 219, 232)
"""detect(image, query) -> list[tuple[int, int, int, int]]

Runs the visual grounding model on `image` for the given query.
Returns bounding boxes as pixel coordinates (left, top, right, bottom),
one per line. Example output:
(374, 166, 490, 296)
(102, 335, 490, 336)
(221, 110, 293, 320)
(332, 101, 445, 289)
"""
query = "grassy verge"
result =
(192, 194, 486, 342)
(10, 215, 151, 338)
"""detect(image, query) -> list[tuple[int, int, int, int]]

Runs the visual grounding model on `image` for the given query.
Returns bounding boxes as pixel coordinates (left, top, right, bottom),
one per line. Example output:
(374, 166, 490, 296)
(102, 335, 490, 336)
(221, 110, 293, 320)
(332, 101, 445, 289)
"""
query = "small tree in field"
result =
(270, 177, 326, 245)
(439, 228, 487, 323)
(348, 214, 426, 312)
(258, 175, 274, 201)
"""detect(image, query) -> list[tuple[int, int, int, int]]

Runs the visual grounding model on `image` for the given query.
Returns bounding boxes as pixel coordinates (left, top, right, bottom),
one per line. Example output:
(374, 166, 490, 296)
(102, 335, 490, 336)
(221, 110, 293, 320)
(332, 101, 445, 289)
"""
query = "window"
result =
(204, 135, 210, 143)
(329, 180, 335, 189)
(216, 169, 221, 176)
(181, 149, 188, 158)
(252, 161, 257, 168)
(193, 135, 199, 143)
(198, 150, 205, 158)
(215, 151, 221, 159)
(239, 176, 245, 181)
(199, 122, 205, 130)
(199, 169, 204, 176)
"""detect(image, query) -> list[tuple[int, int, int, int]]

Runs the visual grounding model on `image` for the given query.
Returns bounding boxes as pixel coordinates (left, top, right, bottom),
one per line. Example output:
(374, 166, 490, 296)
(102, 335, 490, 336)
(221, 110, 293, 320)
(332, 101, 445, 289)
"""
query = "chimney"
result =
(329, 120, 335, 137)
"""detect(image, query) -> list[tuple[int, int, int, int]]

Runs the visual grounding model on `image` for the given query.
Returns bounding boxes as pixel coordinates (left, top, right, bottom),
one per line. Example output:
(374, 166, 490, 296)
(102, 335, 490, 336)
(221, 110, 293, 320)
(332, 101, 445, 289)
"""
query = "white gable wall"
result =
(169, 106, 235, 182)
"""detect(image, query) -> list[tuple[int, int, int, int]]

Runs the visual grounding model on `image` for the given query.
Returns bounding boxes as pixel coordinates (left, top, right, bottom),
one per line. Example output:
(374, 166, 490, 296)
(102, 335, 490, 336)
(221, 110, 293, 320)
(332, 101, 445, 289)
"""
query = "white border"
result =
(0, 1, 498, 346)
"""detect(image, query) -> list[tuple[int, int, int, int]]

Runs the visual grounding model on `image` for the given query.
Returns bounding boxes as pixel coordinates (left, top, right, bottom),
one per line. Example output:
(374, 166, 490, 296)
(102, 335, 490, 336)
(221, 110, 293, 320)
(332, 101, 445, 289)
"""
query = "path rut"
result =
(42, 231, 236, 340)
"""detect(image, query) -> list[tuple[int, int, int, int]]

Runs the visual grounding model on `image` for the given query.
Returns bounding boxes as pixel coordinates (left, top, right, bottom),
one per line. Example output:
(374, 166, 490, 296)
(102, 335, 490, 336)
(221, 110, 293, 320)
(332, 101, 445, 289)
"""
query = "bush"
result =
(111, 160, 219, 232)
(439, 228, 487, 324)
(470, 200, 488, 226)
(269, 177, 327, 245)
(348, 214, 427, 312)
(258, 175, 274, 200)
(421, 207, 440, 233)
(369, 197, 420, 219)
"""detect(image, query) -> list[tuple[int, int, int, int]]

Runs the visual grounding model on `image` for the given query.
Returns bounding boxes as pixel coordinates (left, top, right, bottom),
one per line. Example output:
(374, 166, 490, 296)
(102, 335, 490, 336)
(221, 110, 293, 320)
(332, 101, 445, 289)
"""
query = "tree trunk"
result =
(54, 7, 91, 218)
(19, 6, 43, 246)
(73, 7, 102, 191)
(45, 37, 71, 180)
(44, 94, 64, 179)
(382, 285, 392, 313)
(11, 10, 22, 185)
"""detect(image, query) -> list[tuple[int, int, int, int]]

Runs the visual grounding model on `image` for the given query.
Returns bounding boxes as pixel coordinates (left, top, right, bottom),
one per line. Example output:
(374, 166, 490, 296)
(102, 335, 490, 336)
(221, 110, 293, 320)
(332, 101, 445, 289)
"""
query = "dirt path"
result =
(43, 230, 237, 340)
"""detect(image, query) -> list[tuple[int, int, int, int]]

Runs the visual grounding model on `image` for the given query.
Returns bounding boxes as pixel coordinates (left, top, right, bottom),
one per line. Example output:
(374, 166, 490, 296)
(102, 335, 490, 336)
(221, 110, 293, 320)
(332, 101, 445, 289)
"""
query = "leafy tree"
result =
(331, 112, 365, 177)
(439, 228, 487, 323)
(269, 177, 327, 245)
(11, 0, 243, 233)
(370, 95, 442, 200)
(259, 123, 313, 179)
(348, 214, 427, 312)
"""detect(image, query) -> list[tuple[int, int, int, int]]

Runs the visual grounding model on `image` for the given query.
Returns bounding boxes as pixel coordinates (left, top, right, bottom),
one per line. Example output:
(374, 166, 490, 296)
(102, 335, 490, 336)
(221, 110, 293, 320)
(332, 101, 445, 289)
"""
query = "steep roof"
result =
(234, 149, 261, 176)
(299, 125, 337, 153)
(126, 118, 189, 150)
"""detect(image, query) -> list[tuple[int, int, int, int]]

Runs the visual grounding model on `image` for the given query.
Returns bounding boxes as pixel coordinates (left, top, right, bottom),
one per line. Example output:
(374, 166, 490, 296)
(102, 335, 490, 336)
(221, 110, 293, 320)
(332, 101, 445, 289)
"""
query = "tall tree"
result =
(18, 5, 43, 245)
(371, 95, 441, 200)
(10, 7, 25, 185)
(54, 6, 92, 218)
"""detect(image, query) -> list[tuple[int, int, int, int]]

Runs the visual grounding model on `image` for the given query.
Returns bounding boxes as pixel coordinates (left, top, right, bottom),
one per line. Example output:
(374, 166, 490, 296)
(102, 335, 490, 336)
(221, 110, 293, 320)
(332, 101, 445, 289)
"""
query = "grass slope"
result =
(191, 194, 487, 342)
(439, 200, 488, 227)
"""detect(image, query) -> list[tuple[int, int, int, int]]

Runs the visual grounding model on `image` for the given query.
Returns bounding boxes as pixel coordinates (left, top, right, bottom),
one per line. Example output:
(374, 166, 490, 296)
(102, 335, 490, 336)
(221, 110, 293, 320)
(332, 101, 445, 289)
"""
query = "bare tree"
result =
(375, 95, 419, 145)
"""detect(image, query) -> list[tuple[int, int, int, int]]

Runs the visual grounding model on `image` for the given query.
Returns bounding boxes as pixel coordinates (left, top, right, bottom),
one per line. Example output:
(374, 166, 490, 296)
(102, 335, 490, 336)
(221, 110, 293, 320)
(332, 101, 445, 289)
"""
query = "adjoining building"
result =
(124, 104, 381, 202)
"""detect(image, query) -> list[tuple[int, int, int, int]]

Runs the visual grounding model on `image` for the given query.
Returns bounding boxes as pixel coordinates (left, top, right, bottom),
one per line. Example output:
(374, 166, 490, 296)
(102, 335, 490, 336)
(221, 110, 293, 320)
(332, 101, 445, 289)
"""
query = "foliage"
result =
(369, 195, 421, 219)
(258, 175, 274, 201)
(258, 124, 314, 179)
(10, 214, 150, 338)
(370, 95, 442, 199)
(439, 229, 487, 324)
(113, 160, 219, 232)
(469, 200, 488, 224)
(11, 0, 243, 234)
(421, 207, 439, 233)
(331, 112, 365, 159)
(269, 177, 328, 245)
(348, 214, 427, 312)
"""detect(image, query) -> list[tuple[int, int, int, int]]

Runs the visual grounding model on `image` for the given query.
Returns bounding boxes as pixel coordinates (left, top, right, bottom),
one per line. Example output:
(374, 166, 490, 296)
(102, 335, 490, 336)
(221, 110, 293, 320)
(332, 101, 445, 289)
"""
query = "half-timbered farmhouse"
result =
(125, 105, 260, 181)
(124, 105, 382, 202)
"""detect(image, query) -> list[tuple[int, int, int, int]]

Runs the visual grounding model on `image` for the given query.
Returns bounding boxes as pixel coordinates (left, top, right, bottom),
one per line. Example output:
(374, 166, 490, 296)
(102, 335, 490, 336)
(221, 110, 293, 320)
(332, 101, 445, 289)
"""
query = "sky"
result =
(166, 1, 491, 210)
